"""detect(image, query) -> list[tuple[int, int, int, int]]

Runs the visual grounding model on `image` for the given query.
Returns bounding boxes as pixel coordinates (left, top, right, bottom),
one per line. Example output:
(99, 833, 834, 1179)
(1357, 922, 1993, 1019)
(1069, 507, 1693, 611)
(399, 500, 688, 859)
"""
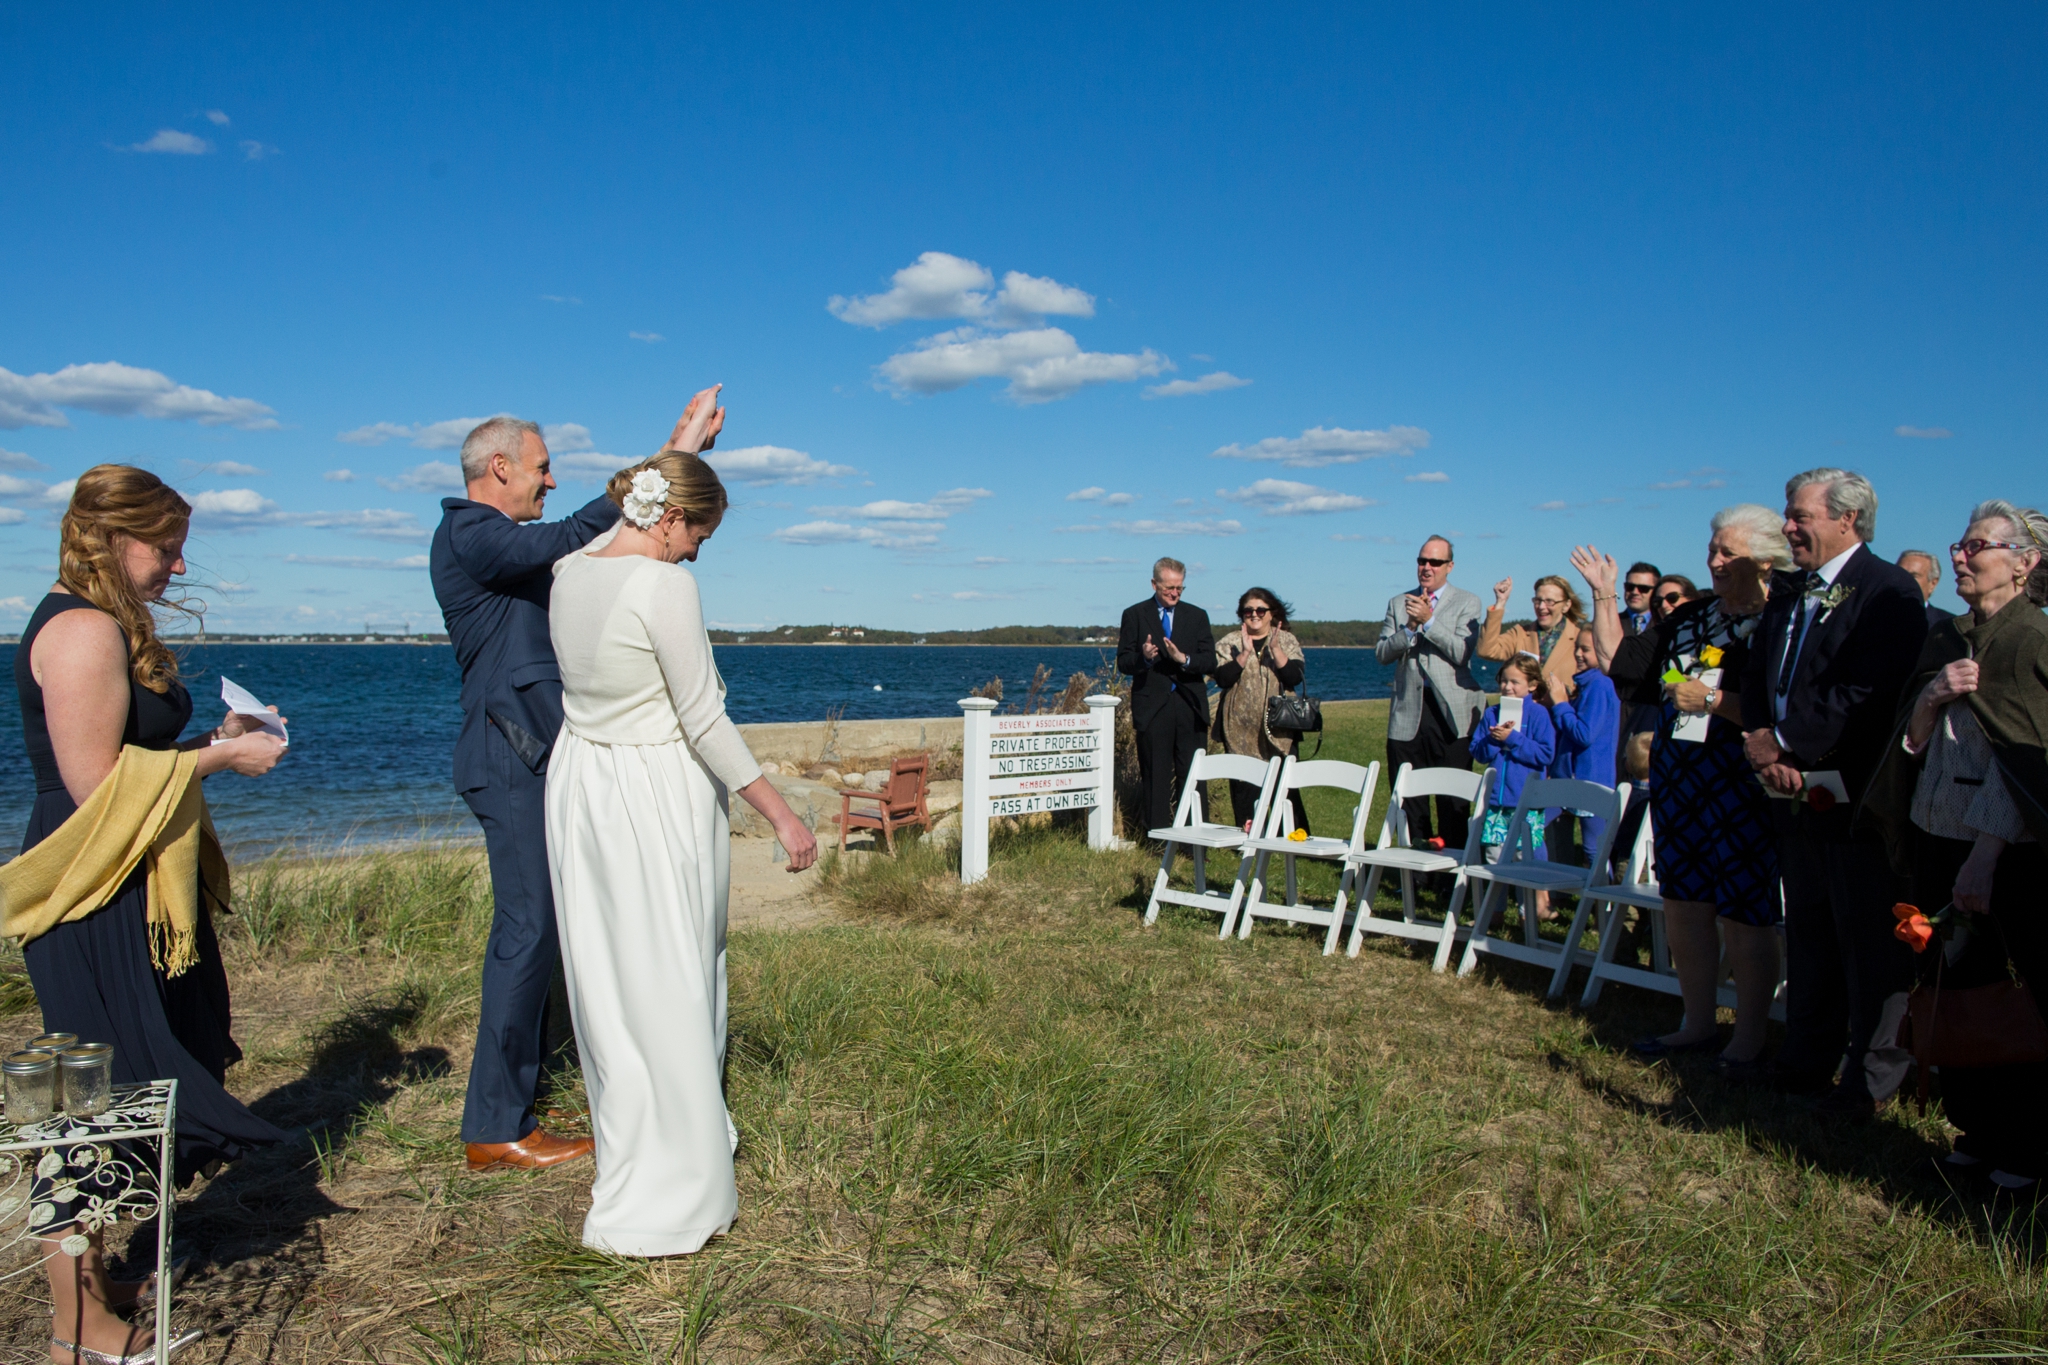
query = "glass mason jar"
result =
(28, 1033, 78, 1053)
(58, 1045, 114, 1117)
(4, 1050, 60, 1124)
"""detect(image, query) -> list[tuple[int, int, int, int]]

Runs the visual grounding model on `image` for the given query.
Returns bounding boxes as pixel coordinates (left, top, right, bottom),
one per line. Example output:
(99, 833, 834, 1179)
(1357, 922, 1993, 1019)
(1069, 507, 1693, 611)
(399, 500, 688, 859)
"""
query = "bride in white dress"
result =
(545, 392, 818, 1256)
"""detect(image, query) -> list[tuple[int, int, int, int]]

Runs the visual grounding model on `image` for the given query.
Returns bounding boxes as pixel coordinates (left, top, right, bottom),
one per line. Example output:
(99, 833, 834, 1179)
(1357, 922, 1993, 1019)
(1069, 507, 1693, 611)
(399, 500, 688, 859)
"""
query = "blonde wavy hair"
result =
(605, 450, 729, 528)
(58, 464, 198, 693)
(1532, 574, 1586, 626)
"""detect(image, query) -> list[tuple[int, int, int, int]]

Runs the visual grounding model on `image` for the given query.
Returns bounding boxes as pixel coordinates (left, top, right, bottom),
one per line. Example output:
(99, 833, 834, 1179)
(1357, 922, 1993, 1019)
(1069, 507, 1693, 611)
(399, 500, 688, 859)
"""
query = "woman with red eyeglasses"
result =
(1865, 500, 2048, 1198)
(1211, 587, 1310, 835)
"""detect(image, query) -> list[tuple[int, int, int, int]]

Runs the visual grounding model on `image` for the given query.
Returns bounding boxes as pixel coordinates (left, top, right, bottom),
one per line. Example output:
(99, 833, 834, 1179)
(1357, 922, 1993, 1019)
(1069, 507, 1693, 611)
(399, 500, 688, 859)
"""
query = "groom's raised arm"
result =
(446, 494, 620, 589)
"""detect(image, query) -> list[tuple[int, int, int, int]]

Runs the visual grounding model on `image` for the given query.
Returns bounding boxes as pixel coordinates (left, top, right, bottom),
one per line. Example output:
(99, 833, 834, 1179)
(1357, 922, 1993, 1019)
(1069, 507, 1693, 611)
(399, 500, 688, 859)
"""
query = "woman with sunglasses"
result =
(1654, 575, 1699, 621)
(1865, 501, 2048, 1197)
(1480, 574, 1586, 704)
(1211, 588, 1310, 835)
(1575, 505, 1788, 1070)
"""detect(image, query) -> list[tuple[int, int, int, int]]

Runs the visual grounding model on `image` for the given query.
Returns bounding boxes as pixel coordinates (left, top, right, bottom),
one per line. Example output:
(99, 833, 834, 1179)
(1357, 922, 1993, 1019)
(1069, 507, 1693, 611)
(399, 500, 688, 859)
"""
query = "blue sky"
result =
(2, 4, 2042, 633)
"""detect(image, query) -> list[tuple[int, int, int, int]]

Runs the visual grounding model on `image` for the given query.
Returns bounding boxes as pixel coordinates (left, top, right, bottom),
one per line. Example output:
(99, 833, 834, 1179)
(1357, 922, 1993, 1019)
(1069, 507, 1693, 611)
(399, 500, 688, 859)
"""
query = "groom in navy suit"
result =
(1117, 557, 1217, 837)
(432, 394, 722, 1171)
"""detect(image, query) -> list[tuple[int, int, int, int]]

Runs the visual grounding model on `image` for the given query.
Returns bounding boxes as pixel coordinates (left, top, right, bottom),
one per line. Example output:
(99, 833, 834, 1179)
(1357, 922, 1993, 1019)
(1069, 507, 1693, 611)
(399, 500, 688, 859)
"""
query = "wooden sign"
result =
(958, 694, 1122, 883)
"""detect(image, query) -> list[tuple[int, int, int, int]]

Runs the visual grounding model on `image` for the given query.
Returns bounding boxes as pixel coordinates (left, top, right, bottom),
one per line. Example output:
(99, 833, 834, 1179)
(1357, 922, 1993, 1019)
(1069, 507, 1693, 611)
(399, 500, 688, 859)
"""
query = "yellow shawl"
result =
(0, 745, 226, 977)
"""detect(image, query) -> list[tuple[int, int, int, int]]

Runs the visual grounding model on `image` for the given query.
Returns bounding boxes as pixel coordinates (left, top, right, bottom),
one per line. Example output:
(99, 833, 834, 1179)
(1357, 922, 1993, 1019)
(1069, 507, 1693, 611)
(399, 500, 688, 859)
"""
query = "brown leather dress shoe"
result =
(465, 1127, 594, 1172)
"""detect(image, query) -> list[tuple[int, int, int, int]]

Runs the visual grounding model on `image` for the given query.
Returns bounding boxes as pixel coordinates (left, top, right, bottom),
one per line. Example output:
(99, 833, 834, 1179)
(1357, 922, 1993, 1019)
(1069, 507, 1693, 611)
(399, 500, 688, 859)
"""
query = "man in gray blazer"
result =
(1375, 534, 1486, 848)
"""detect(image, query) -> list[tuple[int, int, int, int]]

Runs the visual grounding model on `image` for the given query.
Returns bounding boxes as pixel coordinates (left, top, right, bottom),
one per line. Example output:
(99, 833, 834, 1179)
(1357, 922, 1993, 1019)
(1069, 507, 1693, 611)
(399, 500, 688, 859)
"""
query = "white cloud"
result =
(1647, 477, 1726, 491)
(127, 129, 210, 155)
(239, 141, 279, 161)
(0, 448, 45, 470)
(542, 422, 594, 452)
(0, 593, 30, 609)
(706, 445, 857, 486)
(1144, 371, 1251, 399)
(1210, 424, 1430, 468)
(190, 488, 277, 516)
(204, 110, 231, 126)
(0, 473, 46, 497)
(937, 590, 1016, 601)
(0, 362, 279, 430)
(541, 294, 582, 305)
(773, 487, 990, 550)
(993, 271, 1094, 321)
(1534, 500, 1570, 512)
(1896, 425, 1953, 439)
(973, 556, 1009, 565)
(829, 252, 996, 327)
(377, 462, 465, 493)
(186, 459, 266, 477)
(1065, 487, 1137, 505)
(1405, 471, 1450, 483)
(1219, 479, 1374, 516)
(0, 510, 25, 526)
(337, 416, 504, 449)
(43, 478, 76, 504)
(1330, 533, 1363, 542)
(282, 554, 430, 571)
(878, 326, 1164, 403)
(629, 331, 665, 343)
(554, 452, 627, 480)
(1060, 518, 1243, 537)
(1049, 556, 1136, 565)
(324, 469, 355, 482)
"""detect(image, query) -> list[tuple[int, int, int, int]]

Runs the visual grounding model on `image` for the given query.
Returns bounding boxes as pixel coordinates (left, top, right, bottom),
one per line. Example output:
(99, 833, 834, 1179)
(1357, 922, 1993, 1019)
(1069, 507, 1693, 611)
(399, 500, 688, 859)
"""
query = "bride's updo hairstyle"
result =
(58, 463, 195, 693)
(606, 450, 729, 529)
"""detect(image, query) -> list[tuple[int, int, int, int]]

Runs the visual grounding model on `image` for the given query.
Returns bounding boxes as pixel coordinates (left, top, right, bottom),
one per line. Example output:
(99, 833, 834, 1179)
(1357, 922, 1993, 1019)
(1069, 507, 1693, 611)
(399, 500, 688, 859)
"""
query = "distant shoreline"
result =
(0, 638, 1382, 651)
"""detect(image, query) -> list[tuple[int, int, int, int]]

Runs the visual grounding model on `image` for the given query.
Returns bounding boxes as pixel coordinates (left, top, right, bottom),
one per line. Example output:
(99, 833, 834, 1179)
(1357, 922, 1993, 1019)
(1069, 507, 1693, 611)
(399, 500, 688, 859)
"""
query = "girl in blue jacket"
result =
(1470, 657, 1555, 863)
(1545, 630, 1620, 865)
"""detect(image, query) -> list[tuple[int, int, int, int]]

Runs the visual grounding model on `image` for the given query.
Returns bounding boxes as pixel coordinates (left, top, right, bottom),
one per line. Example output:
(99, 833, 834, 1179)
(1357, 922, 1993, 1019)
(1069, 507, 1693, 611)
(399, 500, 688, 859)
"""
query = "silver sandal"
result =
(49, 1329, 201, 1364)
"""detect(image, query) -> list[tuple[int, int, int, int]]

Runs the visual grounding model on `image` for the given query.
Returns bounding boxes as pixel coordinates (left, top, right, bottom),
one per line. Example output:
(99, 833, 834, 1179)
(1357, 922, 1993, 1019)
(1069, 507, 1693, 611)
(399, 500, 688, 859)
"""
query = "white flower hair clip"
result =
(621, 468, 670, 530)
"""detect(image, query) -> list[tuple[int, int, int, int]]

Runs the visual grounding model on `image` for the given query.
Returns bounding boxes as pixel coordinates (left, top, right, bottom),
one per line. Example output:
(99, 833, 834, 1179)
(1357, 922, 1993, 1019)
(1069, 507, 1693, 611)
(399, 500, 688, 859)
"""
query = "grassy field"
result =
(0, 699, 2042, 1362)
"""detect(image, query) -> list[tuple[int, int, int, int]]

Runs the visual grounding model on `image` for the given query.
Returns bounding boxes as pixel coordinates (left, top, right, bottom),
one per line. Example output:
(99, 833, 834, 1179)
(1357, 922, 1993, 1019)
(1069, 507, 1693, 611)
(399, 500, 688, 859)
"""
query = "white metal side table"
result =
(0, 1080, 180, 1362)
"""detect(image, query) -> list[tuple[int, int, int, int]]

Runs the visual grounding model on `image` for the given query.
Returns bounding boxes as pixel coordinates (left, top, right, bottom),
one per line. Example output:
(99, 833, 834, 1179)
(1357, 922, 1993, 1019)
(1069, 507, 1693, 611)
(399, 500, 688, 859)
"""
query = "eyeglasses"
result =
(1532, 596, 1566, 607)
(1623, 582, 1655, 594)
(1657, 592, 1683, 604)
(1238, 606, 1271, 618)
(1951, 539, 2029, 560)
(1416, 556, 1450, 568)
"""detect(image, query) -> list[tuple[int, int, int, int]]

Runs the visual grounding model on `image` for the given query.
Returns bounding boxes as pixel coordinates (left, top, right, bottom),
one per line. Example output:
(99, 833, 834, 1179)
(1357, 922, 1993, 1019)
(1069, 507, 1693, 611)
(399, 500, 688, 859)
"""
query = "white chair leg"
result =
(1323, 865, 1357, 956)
(1547, 893, 1598, 998)
(1458, 882, 1506, 976)
(1143, 841, 1176, 925)
(1400, 869, 1418, 923)
(1284, 854, 1299, 907)
(1348, 866, 1386, 957)
(1192, 845, 1208, 896)
(1226, 849, 1270, 940)
(1433, 872, 1472, 974)
(1581, 899, 1628, 1006)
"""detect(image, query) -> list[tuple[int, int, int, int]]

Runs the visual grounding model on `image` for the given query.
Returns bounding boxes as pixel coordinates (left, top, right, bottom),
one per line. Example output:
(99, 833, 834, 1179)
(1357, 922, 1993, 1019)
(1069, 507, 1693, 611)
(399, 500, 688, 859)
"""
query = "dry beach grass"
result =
(0, 700, 2040, 1361)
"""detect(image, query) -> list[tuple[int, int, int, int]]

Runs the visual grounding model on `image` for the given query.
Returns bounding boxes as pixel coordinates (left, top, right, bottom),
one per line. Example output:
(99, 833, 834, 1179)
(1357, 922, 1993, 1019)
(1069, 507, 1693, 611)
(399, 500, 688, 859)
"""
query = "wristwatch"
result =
(1704, 686, 1720, 711)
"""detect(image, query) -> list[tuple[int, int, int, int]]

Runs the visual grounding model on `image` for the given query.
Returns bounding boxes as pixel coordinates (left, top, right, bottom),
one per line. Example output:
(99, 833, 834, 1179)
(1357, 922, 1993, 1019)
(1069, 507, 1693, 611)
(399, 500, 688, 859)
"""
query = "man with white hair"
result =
(1897, 548, 1954, 632)
(1740, 467, 1927, 1120)
(431, 393, 722, 1171)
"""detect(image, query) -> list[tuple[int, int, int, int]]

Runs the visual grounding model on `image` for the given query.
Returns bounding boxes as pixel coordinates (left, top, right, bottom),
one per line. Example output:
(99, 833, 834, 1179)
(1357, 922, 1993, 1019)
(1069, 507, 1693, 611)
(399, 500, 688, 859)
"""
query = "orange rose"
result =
(1892, 902, 1921, 922)
(1894, 914, 1935, 953)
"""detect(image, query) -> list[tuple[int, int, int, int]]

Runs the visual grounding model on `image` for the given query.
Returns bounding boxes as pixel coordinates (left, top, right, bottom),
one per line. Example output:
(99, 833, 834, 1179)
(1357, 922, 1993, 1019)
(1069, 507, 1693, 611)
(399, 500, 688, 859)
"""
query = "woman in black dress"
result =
(17, 466, 287, 1363)
(1575, 504, 1789, 1072)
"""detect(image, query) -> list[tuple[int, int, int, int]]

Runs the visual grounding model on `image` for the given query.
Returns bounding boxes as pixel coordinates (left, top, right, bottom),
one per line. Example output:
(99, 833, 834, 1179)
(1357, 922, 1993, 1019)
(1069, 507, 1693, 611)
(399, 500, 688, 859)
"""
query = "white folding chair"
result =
(1345, 764, 1492, 972)
(1455, 777, 1629, 996)
(1231, 757, 1381, 953)
(1577, 810, 1788, 1021)
(1143, 751, 1284, 933)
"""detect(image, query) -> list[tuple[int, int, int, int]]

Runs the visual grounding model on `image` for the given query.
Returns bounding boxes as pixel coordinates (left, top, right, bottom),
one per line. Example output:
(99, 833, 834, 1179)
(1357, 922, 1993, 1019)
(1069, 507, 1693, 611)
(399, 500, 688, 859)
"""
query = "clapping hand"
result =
(1403, 593, 1433, 626)
(1160, 635, 1188, 665)
(664, 384, 726, 455)
(1570, 544, 1618, 599)
(1492, 576, 1513, 608)
(1546, 671, 1573, 705)
(1235, 639, 1258, 671)
(1141, 637, 1159, 662)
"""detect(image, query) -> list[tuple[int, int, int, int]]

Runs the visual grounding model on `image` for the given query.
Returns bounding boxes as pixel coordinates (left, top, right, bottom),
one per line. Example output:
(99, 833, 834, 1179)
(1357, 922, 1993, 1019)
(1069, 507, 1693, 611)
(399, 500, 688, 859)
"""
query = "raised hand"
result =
(1492, 576, 1513, 607)
(1570, 544, 1618, 598)
(1236, 640, 1257, 671)
(664, 384, 725, 455)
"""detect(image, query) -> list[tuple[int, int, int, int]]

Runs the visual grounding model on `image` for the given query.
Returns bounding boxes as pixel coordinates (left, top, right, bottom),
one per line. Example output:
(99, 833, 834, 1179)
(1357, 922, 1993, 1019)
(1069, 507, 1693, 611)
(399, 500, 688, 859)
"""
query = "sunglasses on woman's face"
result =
(1658, 591, 1683, 604)
(1238, 606, 1271, 618)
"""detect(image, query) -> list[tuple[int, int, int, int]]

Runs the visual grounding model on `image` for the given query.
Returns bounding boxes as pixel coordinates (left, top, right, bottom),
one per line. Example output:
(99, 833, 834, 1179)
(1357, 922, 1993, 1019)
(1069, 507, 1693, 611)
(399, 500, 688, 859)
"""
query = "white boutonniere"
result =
(1808, 581, 1855, 623)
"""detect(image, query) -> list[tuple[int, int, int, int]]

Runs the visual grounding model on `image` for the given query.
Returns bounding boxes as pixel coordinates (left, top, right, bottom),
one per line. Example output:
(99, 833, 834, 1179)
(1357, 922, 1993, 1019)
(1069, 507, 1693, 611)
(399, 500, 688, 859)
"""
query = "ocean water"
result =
(0, 642, 1492, 856)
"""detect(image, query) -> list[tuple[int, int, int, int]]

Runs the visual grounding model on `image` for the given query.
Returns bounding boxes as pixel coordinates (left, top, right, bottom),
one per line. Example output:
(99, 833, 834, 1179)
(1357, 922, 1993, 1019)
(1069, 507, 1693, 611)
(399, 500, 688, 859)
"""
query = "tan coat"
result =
(1211, 627, 1304, 759)
(1478, 609, 1580, 702)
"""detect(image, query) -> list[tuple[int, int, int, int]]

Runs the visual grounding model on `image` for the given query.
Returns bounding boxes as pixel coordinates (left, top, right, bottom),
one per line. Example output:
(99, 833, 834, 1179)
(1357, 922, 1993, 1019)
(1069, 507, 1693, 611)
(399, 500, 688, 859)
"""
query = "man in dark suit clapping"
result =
(1741, 467, 1928, 1118)
(1118, 557, 1217, 838)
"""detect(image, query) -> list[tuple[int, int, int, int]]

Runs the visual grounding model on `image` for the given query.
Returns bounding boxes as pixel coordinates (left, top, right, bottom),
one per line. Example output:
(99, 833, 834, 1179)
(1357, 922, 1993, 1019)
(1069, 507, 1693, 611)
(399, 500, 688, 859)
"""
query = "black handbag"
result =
(1265, 691, 1323, 757)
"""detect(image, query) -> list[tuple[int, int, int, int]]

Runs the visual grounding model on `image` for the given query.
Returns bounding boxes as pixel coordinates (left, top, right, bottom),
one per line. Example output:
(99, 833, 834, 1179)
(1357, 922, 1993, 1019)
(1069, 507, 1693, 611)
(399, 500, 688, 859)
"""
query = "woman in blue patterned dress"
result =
(1575, 504, 1789, 1072)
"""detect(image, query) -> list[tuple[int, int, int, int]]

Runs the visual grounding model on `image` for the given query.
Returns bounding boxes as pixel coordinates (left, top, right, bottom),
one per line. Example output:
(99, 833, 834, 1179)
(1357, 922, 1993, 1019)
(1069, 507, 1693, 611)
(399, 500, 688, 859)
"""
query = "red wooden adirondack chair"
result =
(835, 754, 932, 853)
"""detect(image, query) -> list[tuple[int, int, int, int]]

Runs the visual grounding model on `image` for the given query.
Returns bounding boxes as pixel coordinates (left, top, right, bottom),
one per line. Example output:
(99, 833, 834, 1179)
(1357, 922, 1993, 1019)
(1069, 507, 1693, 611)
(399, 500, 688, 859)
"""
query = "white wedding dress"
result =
(545, 549, 763, 1256)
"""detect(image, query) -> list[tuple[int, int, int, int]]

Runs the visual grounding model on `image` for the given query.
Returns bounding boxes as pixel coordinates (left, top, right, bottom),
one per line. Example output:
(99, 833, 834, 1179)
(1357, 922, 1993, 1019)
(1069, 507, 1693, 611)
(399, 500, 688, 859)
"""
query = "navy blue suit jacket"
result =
(431, 493, 619, 793)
